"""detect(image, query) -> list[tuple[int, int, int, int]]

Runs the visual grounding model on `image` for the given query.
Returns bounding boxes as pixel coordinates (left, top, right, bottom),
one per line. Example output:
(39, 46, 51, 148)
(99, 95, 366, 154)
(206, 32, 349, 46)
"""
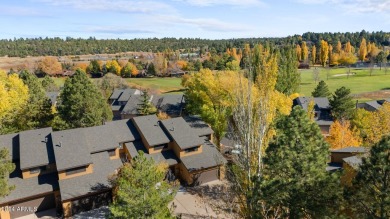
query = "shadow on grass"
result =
(164, 89, 186, 94)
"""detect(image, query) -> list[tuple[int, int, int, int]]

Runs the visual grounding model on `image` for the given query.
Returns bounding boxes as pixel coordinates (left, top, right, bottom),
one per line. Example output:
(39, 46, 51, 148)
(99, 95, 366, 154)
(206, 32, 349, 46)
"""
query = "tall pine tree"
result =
(56, 69, 112, 129)
(19, 71, 53, 129)
(109, 152, 177, 218)
(137, 90, 156, 115)
(259, 106, 342, 218)
(346, 135, 390, 218)
(311, 80, 331, 97)
(276, 45, 300, 95)
(329, 86, 355, 121)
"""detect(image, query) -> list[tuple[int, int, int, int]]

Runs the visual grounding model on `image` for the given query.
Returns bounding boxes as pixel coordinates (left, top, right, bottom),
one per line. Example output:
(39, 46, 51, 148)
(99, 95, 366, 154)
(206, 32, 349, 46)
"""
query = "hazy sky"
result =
(0, 0, 389, 39)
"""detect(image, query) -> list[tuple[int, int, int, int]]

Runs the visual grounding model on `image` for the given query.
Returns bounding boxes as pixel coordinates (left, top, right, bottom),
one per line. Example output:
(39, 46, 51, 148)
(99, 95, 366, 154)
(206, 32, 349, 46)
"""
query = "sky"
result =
(0, 0, 389, 39)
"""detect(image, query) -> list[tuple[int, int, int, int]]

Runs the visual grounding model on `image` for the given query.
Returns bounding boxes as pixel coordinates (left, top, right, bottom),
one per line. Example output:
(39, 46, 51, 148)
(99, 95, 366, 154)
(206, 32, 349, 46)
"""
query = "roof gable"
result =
(19, 127, 54, 170)
(132, 115, 170, 146)
(161, 117, 204, 149)
(52, 129, 93, 171)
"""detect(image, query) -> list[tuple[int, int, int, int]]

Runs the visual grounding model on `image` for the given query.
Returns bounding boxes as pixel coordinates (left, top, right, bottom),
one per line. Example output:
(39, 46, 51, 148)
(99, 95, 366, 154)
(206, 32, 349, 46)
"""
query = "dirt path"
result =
(353, 90, 390, 100)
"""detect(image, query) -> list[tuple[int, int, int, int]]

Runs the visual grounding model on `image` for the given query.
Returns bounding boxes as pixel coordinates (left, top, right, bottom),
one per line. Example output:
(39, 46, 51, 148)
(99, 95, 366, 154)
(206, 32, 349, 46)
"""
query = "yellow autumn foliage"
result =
(326, 120, 362, 149)
(0, 70, 29, 120)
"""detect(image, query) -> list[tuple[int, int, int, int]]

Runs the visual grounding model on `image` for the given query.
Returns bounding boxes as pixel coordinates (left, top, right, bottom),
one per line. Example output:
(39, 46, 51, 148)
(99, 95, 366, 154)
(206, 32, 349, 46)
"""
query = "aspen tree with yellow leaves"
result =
(359, 38, 367, 61)
(0, 70, 29, 133)
(311, 45, 317, 65)
(296, 44, 302, 62)
(320, 40, 329, 67)
(326, 120, 362, 149)
(301, 41, 309, 62)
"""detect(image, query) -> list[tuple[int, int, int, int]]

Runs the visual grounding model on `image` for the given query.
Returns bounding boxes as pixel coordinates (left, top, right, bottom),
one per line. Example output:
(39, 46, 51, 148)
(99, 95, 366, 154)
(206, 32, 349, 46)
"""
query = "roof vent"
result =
(58, 142, 62, 147)
(170, 127, 175, 131)
(45, 137, 48, 143)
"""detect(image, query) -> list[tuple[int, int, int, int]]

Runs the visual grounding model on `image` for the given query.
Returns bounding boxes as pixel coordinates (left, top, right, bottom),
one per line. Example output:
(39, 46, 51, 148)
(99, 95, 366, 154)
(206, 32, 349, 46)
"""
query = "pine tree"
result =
(276, 45, 300, 95)
(56, 69, 112, 130)
(147, 63, 156, 75)
(109, 152, 177, 218)
(260, 106, 342, 218)
(329, 86, 355, 121)
(41, 75, 59, 92)
(0, 148, 15, 198)
(138, 90, 156, 115)
(311, 80, 331, 97)
(13, 70, 54, 130)
(346, 135, 390, 218)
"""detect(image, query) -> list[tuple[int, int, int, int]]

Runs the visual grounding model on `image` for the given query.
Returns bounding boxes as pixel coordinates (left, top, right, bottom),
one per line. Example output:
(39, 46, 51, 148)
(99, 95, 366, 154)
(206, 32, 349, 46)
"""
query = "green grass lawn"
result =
(299, 67, 390, 100)
(43, 68, 390, 101)
(125, 77, 184, 93)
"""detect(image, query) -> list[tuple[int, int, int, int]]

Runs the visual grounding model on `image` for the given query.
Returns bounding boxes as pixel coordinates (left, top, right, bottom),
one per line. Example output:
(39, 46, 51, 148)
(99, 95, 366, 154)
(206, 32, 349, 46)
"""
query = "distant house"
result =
(0, 115, 225, 218)
(293, 97, 333, 136)
(327, 147, 368, 185)
(168, 69, 186, 77)
(356, 99, 390, 111)
(46, 91, 60, 106)
(109, 88, 185, 120)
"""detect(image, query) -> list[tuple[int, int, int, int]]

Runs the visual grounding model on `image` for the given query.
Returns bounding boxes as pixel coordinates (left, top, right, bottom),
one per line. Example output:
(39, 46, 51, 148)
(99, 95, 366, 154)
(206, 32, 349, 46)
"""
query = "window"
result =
(154, 144, 168, 150)
(185, 147, 199, 153)
(66, 166, 87, 176)
(108, 149, 116, 157)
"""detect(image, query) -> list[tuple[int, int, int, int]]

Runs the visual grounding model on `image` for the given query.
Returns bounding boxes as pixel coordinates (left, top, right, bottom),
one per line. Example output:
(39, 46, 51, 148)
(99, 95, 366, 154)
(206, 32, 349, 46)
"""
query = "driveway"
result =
(171, 180, 236, 218)
(15, 209, 57, 219)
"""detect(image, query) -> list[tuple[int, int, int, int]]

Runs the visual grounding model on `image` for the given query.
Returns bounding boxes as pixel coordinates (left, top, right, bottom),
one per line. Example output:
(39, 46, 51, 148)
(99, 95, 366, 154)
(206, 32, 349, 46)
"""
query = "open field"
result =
(125, 78, 183, 93)
(45, 67, 390, 101)
(299, 67, 390, 101)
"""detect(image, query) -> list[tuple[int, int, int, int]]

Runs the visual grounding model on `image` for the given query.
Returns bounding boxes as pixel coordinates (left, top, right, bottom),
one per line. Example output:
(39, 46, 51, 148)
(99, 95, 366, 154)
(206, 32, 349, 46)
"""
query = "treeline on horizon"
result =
(0, 30, 389, 57)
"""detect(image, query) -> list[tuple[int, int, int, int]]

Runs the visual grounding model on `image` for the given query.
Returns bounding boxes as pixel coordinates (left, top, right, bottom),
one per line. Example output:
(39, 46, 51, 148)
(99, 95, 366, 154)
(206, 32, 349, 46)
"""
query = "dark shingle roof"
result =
(183, 115, 214, 137)
(126, 141, 179, 166)
(19, 127, 54, 170)
(161, 118, 204, 150)
(117, 89, 141, 102)
(181, 140, 226, 171)
(294, 97, 333, 125)
(294, 97, 330, 110)
(343, 156, 363, 170)
(132, 115, 170, 146)
(82, 125, 119, 153)
(52, 129, 93, 172)
(46, 92, 60, 104)
(109, 89, 125, 100)
(121, 95, 143, 115)
(0, 171, 58, 204)
(0, 133, 19, 161)
(58, 152, 122, 201)
(155, 94, 184, 116)
(105, 119, 140, 143)
(331, 147, 367, 153)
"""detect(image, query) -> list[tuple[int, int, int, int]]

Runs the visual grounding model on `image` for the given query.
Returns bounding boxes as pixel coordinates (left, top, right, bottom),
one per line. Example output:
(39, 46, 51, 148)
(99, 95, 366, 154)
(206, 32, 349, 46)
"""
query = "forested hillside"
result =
(0, 30, 389, 57)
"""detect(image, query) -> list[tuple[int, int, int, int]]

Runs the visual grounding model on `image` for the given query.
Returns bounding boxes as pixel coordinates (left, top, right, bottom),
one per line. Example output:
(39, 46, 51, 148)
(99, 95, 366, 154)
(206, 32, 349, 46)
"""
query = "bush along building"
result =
(0, 115, 225, 218)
